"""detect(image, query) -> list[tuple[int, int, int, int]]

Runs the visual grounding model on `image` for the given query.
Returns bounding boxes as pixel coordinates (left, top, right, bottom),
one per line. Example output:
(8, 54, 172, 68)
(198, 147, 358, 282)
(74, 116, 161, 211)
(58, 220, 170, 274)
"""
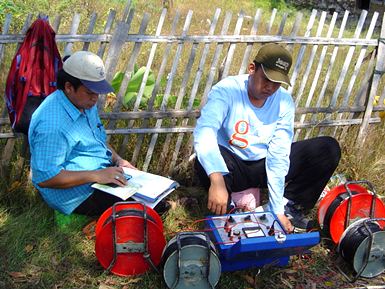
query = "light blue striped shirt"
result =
(29, 90, 112, 214)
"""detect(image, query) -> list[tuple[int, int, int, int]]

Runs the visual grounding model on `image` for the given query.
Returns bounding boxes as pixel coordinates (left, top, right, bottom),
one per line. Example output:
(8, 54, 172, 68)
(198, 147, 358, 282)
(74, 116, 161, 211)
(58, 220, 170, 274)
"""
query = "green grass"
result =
(1, 1, 385, 288)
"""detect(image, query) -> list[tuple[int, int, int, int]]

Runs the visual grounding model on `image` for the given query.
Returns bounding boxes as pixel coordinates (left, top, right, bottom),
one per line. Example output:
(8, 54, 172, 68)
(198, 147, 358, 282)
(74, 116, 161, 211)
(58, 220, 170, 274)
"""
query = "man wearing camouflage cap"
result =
(193, 43, 341, 232)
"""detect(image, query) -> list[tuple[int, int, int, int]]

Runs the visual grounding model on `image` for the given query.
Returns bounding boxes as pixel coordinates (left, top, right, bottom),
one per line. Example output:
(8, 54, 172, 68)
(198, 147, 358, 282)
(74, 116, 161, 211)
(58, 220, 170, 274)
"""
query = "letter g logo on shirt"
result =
(229, 120, 249, 149)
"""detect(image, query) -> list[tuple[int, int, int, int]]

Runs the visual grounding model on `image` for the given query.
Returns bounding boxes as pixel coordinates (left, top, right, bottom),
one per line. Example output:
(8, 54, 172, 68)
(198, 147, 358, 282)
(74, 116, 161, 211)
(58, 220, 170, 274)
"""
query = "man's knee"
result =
(316, 136, 341, 166)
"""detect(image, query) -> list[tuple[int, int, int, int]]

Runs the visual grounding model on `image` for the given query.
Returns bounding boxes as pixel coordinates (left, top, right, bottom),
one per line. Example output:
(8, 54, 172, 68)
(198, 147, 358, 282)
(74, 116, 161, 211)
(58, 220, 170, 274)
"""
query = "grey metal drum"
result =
(161, 232, 221, 289)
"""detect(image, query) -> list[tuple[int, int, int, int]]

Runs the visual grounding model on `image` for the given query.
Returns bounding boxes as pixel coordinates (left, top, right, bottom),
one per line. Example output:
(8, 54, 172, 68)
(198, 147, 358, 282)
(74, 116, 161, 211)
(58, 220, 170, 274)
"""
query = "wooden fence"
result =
(1, 2, 385, 177)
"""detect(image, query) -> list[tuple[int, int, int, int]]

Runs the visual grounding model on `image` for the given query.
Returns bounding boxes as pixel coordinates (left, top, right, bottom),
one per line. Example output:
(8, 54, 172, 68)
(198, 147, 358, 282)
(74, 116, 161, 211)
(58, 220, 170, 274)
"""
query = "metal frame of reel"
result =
(170, 232, 215, 289)
(343, 180, 377, 230)
(336, 180, 384, 282)
(105, 201, 159, 274)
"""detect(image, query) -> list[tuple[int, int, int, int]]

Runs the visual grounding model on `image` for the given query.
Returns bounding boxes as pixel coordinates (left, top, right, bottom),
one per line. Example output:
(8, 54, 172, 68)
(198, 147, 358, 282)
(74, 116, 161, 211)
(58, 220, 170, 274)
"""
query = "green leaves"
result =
(111, 65, 155, 108)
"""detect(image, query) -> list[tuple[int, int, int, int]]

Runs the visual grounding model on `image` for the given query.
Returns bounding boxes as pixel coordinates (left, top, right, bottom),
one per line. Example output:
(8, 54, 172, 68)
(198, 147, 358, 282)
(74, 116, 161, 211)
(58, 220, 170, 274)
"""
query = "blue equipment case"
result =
(204, 211, 320, 272)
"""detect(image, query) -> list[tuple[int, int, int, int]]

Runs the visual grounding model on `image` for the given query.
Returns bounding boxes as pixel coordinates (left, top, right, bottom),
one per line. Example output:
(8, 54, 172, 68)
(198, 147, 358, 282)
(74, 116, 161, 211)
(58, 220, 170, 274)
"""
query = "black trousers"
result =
(74, 189, 123, 217)
(195, 136, 341, 210)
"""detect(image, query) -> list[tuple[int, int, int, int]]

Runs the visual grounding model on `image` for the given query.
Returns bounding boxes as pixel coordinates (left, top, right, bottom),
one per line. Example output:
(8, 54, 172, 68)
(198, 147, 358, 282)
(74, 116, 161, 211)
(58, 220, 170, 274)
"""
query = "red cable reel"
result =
(95, 202, 166, 276)
(318, 180, 385, 244)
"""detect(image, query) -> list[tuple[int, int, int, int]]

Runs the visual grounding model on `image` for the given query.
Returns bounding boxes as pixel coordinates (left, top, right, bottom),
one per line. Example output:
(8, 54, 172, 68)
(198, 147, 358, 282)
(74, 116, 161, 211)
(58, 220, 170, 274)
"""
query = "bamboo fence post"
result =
(238, 9, 261, 74)
(142, 10, 194, 171)
(168, 8, 222, 175)
(0, 14, 12, 68)
(52, 15, 61, 32)
(117, 9, 167, 157)
(309, 10, 349, 135)
(63, 13, 81, 56)
(220, 11, 245, 80)
(331, 11, 379, 137)
(266, 8, 277, 34)
(288, 9, 317, 95)
(97, 10, 116, 58)
(180, 11, 233, 171)
(294, 11, 327, 140)
(304, 11, 338, 139)
(99, 9, 135, 110)
(357, 13, 385, 145)
(129, 9, 179, 164)
(82, 12, 97, 51)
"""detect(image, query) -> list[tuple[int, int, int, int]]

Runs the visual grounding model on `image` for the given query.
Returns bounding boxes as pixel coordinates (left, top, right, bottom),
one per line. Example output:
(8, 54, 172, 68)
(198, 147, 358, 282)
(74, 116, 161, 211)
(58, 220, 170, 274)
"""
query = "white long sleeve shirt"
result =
(193, 74, 295, 214)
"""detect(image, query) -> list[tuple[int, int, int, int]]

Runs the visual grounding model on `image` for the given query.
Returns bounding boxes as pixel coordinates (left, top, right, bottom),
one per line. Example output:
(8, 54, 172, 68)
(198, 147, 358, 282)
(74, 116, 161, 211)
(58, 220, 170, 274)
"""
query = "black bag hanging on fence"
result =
(4, 16, 63, 135)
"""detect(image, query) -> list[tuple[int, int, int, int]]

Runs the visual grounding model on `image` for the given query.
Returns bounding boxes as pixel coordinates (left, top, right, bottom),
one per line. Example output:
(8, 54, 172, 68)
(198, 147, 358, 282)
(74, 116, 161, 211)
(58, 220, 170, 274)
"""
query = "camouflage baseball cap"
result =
(254, 43, 292, 86)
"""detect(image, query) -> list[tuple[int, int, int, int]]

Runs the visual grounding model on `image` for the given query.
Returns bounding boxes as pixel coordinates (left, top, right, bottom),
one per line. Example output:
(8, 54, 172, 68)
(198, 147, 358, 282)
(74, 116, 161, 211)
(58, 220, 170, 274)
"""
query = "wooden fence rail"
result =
(1, 2, 385, 176)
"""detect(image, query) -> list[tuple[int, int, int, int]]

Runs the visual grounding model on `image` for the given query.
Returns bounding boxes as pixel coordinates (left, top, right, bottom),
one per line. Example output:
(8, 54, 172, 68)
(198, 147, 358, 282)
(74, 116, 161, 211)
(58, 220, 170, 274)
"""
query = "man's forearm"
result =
(38, 170, 98, 189)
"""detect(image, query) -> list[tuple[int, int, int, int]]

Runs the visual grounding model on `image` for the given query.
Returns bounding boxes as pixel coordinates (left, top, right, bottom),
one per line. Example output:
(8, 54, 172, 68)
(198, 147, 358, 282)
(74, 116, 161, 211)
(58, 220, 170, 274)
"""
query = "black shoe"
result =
(284, 201, 315, 232)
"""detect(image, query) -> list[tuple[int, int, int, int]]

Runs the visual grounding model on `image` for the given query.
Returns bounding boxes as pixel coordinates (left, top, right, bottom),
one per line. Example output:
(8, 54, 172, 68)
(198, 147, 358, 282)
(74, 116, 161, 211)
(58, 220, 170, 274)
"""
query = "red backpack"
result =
(5, 16, 63, 135)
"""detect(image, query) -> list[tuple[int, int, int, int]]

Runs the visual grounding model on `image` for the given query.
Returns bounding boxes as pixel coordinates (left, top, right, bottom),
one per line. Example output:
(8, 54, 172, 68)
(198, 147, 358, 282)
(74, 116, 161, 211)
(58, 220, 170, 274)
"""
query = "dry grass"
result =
(1, 1, 385, 288)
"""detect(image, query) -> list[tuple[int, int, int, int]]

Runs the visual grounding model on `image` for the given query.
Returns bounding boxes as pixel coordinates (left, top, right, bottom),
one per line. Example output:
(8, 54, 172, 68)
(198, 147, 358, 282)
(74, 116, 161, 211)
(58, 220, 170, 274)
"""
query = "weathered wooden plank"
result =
(157, 39, 198, 172)
(3, 103, 381, 126)
(294, 11, 327, 140)
(200, 11, 233, 106)
(286, 12, 303, 54)
(82, 12, 97, 51)
(17, 14, 33, 50)
(314, 11, 349, 110)
(132, 9, 167, 112)
(303, 11, 338, 139)
(0, 33, 380, 46)
(329, 10, 367, 109)
(277, 13, 288, 36)
(121, 0, 132, 22)
(320, 10, 367, 137)
(238, 9, 261, 74)
(339, 48, 377, 141)
(295, 11, 327, 107)
(168, 8, 222, 174)
(142, 10, 194, 171)
(342, 12, 378, 108)
(52, 15, 61, 32)
(332, 11, 379, 137)
(64, 13, 81, 56)
(266, 8, 277, 34)
(129, 9, 179, 163)
(315, 11, 349, 137)
(1, 13, 32, 121)
(288, 9, 317, 94)
(109, 12, 150, 112)
(97, 10, 116, 57)
(104, 9, 134, 83)
(1, 116, 382, 140)
(108, 12, 151, 156)
(156, 41, 198, 172)
(99, 9, 134, 110)
(220, 11, 244, 79)
(357, 13, 385, 145)
(0, 14, 12, 67)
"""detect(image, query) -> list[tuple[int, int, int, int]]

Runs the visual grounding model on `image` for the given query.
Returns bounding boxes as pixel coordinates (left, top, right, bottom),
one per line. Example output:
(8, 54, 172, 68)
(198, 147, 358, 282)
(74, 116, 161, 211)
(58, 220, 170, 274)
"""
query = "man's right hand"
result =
(276, 213, 294, 233)
(94, 167, 128, 187)
(208, 173, 229, 215)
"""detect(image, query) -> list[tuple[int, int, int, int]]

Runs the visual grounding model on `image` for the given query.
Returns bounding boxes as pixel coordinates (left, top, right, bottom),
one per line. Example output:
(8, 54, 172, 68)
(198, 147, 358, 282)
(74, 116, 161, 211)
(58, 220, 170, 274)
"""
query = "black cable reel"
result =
(337, 217, 385, 281)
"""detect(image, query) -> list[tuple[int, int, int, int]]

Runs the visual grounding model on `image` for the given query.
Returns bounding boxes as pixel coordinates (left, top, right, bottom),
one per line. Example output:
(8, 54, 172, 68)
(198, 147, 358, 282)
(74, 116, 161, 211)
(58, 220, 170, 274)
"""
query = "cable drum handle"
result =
(343, 180, 377, 230)
(106, 201, 159, 274)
